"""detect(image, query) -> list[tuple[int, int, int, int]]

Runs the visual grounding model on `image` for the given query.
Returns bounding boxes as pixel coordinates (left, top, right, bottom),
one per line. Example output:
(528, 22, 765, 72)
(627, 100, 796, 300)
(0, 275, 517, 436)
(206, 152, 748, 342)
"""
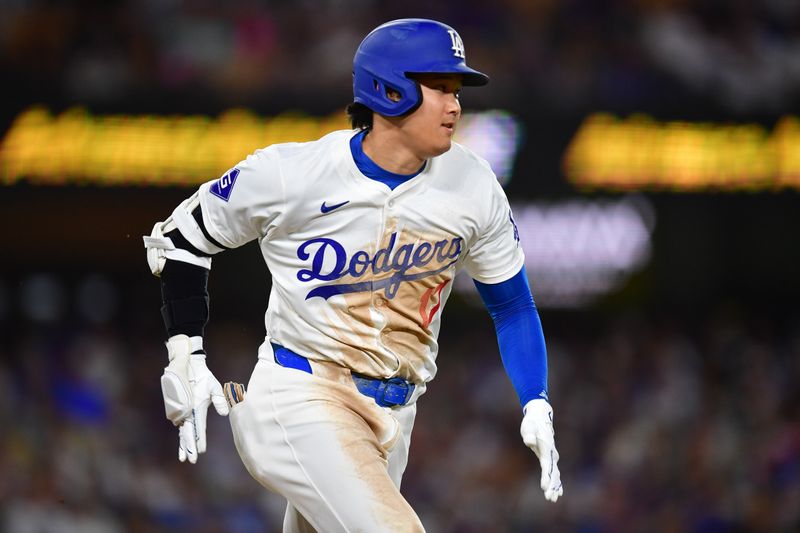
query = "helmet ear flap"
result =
(369, 77, 417, 110)
(403, 79, 424, 115)
(372, 78, 398, 101)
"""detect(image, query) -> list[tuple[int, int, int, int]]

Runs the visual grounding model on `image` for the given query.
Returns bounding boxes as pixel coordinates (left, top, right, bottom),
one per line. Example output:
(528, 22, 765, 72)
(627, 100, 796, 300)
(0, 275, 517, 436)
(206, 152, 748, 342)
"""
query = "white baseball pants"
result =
(229, 346, 424, 533)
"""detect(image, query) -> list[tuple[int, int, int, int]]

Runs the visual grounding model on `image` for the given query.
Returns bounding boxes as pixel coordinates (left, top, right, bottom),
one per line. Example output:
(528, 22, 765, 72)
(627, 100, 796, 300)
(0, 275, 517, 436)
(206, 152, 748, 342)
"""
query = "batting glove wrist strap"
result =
(520, 398, 564, 503)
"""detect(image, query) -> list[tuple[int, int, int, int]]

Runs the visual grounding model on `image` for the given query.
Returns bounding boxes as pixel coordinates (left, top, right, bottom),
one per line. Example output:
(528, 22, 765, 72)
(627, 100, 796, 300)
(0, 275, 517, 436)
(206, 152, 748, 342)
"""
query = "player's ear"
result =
(386, 87, 401, 103)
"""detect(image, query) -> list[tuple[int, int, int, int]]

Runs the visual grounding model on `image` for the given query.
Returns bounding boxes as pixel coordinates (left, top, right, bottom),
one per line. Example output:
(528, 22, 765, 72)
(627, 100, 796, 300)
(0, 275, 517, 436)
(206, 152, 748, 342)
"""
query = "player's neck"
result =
(361, 127, 427, 175)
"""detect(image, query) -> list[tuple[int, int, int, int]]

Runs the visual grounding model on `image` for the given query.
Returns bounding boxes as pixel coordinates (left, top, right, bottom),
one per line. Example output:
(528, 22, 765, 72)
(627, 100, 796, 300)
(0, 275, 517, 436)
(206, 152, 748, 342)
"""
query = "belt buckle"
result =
(375, 377, 412, 407)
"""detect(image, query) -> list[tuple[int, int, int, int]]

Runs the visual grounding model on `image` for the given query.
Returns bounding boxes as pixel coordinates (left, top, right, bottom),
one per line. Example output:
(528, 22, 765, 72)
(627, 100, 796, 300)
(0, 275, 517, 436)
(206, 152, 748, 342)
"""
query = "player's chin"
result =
(430, 135, 453, 156)
(428, 142, 452, 158)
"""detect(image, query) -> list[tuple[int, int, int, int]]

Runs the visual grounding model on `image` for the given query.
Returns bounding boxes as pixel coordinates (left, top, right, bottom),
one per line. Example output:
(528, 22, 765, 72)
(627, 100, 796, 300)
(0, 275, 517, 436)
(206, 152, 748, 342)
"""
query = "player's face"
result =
(403, 74, 463, 158)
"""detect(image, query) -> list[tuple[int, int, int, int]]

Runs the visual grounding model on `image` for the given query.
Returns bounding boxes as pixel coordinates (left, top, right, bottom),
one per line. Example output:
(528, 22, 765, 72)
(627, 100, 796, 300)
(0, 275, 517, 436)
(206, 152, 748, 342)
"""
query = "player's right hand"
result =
(160, 334, 229, 464)
(520, 398, 563, 502)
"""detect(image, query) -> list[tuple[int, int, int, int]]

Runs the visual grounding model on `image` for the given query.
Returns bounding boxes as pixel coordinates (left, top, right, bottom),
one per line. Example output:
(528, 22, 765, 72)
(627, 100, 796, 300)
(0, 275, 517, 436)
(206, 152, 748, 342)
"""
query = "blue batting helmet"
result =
(353, 19, 489, 117)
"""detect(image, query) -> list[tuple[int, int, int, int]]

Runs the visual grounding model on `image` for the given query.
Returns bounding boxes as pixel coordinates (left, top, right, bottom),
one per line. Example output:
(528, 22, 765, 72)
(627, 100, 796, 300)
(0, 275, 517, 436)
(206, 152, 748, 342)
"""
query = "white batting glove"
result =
(520, 398, 563, 502)
(160, 334, 229, 464)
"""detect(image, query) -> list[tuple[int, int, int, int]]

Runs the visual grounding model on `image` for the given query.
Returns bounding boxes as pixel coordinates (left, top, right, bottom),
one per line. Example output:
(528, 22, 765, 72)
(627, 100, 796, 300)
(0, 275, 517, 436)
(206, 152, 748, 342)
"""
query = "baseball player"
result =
(144, 18, 562, 532)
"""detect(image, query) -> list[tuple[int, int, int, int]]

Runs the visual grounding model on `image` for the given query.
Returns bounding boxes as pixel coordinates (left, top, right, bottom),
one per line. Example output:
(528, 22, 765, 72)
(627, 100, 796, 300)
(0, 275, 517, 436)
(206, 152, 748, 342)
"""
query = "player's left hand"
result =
(520, 398, 563, 502)
(160, 334, 229, 464)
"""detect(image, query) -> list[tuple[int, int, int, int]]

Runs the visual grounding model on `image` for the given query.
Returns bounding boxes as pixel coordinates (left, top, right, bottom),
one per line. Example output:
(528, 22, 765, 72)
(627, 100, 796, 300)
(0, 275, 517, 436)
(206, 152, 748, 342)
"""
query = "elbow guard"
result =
(143, 217, 212, 275)
(143, 191, 225, 275)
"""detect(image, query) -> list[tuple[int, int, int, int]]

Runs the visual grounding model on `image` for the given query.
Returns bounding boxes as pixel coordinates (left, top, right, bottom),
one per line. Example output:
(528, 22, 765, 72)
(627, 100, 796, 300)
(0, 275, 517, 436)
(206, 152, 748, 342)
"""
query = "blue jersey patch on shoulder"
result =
(209, 169, 240, 201)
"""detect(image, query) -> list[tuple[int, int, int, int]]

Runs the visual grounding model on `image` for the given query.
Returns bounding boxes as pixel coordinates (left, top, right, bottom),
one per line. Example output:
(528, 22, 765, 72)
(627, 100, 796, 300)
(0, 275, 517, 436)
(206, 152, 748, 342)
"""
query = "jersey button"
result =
(387, 200, 395, 208)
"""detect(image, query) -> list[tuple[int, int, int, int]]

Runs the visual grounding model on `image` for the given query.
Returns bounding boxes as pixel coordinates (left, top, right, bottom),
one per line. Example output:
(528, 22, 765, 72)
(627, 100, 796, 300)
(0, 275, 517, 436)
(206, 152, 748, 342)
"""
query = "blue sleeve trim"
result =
(473, 266, 549, 407)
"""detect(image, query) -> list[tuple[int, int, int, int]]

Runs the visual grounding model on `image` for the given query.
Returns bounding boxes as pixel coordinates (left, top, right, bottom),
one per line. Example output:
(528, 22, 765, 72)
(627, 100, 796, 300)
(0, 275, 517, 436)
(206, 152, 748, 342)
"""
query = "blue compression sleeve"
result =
(473, 266, 549, 407)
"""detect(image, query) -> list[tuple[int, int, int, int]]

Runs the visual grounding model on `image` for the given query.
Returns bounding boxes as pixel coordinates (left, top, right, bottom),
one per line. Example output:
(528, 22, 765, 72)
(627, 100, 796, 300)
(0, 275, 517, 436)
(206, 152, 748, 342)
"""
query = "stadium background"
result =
(1, 1, 799, 531)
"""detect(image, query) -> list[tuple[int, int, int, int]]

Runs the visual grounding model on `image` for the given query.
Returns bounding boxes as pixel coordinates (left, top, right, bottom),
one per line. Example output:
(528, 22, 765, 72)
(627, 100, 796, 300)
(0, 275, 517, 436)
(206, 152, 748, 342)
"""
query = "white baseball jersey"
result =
(181, 129, 523, 384)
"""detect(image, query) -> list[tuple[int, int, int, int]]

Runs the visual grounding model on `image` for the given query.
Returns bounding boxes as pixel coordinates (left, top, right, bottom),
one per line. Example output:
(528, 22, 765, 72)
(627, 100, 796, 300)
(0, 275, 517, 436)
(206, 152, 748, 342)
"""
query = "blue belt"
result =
(271, 343, 415, 408)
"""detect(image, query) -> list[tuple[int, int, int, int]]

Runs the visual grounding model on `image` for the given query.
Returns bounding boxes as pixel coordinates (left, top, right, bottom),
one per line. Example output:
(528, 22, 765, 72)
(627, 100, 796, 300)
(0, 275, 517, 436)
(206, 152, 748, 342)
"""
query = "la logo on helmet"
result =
(447, 30, 465, 58)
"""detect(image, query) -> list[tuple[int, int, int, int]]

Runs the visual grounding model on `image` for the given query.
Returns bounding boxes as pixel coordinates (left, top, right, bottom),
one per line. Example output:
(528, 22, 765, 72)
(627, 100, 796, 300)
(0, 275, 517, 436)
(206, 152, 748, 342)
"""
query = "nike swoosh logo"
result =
(320, 200, 350, 213)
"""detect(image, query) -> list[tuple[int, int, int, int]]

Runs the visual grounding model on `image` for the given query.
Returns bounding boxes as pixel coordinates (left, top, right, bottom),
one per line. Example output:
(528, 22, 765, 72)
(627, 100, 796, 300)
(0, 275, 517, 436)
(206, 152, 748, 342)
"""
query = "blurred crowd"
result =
(2, 0, 800, 114)
(1, 274, 798, 532)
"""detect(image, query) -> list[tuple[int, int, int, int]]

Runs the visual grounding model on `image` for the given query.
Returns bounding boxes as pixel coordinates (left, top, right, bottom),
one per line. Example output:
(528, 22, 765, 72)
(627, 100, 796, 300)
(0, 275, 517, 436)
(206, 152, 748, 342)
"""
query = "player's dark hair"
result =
(346, 102, 373, 130)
